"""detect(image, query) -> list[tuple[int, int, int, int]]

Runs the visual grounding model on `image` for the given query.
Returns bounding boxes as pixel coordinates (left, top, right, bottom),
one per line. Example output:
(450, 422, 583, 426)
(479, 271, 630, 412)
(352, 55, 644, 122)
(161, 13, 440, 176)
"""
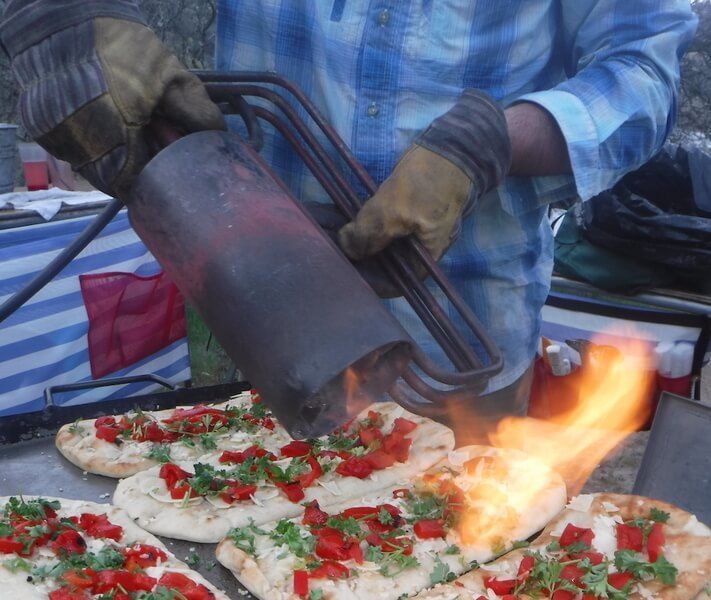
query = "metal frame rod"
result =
(198, 71, 504, 401)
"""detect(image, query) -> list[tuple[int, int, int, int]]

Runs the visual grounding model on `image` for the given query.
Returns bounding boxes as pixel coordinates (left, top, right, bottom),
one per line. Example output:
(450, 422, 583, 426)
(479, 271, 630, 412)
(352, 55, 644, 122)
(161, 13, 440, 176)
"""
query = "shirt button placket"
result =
(377, 9, 390, 26)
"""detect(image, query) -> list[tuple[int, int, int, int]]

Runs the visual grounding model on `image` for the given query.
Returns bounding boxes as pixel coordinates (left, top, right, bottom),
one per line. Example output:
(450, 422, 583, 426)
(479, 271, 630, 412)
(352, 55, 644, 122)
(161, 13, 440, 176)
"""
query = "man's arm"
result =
(505, 103, 572, 177)
(513, 0, 697, 199)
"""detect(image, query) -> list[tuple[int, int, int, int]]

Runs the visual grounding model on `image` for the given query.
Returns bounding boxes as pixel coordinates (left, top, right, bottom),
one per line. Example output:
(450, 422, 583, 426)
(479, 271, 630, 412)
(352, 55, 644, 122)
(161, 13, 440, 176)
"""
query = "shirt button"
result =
(377, 9, 390, 26)
(367, 102, 380, 117)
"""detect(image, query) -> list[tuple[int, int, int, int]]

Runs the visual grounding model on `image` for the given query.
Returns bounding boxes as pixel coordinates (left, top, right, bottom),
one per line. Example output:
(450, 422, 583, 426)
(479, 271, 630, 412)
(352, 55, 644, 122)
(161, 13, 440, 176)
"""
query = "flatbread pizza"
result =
(56, 390, 292, 478)
(113, 402, 455, 542)
(214, 445, 567, 599)
(0, 495, 228, 600)
(416, 493, 711, 599)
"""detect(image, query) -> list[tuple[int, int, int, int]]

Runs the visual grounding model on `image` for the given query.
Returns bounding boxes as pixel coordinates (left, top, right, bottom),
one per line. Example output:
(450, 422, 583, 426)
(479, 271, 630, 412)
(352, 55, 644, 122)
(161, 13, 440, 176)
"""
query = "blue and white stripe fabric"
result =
(0, 211, 191, 416)
(216, 0, 696, 394)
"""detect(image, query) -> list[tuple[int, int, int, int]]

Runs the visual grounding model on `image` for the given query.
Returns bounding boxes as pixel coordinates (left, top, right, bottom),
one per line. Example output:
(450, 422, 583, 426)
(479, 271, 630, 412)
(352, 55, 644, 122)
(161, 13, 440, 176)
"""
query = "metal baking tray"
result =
(633, 392, 711, 525)
(0, 378, 258, 599)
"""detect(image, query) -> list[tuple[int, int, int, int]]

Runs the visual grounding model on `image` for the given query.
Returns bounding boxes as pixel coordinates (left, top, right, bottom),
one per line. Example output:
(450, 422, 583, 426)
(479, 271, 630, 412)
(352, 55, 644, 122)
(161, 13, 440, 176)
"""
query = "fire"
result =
(451, 330, 655, 545)
(489, 334, 654, 493)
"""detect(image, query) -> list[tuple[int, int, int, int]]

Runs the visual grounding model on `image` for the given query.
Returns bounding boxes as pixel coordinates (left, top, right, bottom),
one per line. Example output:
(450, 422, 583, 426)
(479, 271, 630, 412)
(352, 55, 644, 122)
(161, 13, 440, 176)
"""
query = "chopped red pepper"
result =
(335, 456, 373, 479)
(78, 513, 123, 541)
(381, 433, 413, 463)
(309, 560, 351, 580)
(159, 463, 193, 488)
(220, 484, 257, 504)
(158, 572, 214, 600)
(123, 543, 167, 570)
(295, 456, 323, 489)
(358, 426, 383, 447)
(647, 522, 665, 562)
(302, 501, 329, 527)
(363, 449, 396, 470)
(517, 555, 535, 581)
(365, 533, 413, 555)
(347, 541, 364, 564)
(275, 482, 305, 503)
(314, 527, 351, 561)
(608, 572, 634, 590)
(0, 537, 24, 554)
(616, 523, 644, 552)
(559, 523, 594, 549)
(280, 440, 314, 458)
(95, 422, 120, 443)
(219, 445, 275, 464)
(293, 569, 309, 597)
(91, 570, 157, 594)
(51, 530, 87, 556)
(61, 569, 94, 589)
(413, 519, 446, 539)
(559, 564, 585, 586)
(392, 417, 417, 435)
(483, 576, 516, 595)
(162, 405, 225, 424)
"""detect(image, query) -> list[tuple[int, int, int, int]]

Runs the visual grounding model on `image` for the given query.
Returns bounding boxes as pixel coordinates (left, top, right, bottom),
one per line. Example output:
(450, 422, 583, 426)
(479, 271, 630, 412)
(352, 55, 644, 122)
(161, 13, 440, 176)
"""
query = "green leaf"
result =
(378, 507, 394, 526)
(429, 556, 456, 586)
(511, 540, 531, 550)
(325, 516, 362, 538)
(269, 520, 315, 559)
(652, 555, 678, 585)
(444, 545, 461, 555)
(307, 590, 324, 600)
(2, 557, 32, 573)
(649, 507, 670, 523)
(580, 563, 609, 597)
(227, 527, 257, 556)
(185, 550, 201, 568)
(145, 444, 172, 463)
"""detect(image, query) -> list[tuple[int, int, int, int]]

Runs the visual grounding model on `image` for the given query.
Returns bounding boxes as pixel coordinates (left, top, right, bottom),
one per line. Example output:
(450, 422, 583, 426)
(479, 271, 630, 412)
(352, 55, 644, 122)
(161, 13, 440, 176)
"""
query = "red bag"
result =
(80, 271, 186, 379)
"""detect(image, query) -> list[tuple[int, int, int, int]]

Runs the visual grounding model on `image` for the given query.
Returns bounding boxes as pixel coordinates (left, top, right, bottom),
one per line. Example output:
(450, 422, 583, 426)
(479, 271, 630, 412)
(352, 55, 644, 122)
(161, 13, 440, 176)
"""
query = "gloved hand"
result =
(2, 13, 225, 200)
(339, 90, 511, 263)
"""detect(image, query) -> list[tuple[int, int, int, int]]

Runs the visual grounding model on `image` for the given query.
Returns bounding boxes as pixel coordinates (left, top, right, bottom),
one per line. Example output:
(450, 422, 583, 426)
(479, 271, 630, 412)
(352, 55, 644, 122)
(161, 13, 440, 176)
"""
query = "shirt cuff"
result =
(514, 89, 606, 201)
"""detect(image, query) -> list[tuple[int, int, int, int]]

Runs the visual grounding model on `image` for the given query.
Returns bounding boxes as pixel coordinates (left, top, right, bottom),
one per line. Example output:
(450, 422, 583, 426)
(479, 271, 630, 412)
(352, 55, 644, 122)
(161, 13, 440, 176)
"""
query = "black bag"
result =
(581, 145, 711, 275)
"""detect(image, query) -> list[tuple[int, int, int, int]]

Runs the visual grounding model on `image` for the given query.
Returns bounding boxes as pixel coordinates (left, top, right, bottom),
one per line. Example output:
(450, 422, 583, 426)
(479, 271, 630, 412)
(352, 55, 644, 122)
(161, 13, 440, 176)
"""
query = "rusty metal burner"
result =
(130, 71, 503, 437)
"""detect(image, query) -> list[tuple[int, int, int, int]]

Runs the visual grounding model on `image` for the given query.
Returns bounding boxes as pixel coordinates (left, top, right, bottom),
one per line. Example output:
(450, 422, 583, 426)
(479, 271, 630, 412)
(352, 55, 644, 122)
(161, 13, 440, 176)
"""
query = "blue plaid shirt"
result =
(216, 0, 696, 393)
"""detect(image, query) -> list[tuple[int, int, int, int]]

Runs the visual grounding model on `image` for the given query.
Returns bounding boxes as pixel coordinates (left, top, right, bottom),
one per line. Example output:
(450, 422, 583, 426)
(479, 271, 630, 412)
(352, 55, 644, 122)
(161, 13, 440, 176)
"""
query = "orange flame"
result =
(490, 331, 654, 493)
(450, 330, 655, 546)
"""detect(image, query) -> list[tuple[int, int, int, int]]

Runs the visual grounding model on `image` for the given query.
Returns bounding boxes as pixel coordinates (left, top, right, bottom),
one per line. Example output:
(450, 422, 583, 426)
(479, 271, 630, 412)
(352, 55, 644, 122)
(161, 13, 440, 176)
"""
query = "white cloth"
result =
(0, 189, 112, 220)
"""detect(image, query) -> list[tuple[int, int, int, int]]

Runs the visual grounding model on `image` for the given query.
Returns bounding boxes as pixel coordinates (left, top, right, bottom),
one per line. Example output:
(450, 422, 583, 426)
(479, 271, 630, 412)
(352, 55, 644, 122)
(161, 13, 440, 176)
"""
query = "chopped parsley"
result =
(429, 556, 457, 586)
(269, 520, 315, 558)
(145, 444, 172, 463)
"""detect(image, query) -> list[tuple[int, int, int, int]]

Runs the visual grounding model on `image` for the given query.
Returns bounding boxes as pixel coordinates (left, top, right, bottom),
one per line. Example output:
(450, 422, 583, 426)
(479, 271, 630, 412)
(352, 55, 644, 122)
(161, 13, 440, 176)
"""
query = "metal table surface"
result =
(0, 385, 258, 599)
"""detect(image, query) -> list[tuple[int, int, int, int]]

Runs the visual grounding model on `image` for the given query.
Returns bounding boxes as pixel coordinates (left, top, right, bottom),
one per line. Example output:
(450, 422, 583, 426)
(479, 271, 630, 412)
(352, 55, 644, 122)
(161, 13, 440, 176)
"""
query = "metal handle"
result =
(196, 71, 504, 417)
(44, 375, 176, 407)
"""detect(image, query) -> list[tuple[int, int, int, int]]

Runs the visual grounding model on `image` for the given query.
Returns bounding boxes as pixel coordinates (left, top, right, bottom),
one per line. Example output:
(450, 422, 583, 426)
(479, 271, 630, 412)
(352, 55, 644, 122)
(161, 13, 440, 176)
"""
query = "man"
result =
(0, 1, 697, 435)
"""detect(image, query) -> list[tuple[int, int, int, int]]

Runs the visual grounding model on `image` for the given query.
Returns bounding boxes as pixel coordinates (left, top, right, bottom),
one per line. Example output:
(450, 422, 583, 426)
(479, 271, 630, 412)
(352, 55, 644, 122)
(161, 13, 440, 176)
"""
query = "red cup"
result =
(18, 143, 49, 191)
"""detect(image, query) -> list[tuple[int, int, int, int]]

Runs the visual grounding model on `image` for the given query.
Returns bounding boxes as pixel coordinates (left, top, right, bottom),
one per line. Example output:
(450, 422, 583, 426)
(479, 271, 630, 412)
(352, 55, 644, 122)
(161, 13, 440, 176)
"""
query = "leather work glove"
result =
(339, 90, 511, 265)
(0, 2, 225, 200)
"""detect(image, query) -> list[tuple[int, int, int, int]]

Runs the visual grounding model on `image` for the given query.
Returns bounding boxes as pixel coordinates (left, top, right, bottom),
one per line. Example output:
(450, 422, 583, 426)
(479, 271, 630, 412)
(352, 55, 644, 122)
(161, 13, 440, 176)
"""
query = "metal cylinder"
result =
(129, 131, 412, 438)
(0, 124, 18, 194)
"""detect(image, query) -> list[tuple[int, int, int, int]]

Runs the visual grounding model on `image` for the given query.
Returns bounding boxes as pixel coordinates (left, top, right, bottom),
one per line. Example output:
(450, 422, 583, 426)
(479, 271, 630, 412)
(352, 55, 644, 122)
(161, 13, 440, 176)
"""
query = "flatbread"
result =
(416, 493, 711, 599)
(55, 391, 292, 478)
(214, 445, 567, 599)
(113, 402, 455, 542)
(0, 495, 228, 599)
